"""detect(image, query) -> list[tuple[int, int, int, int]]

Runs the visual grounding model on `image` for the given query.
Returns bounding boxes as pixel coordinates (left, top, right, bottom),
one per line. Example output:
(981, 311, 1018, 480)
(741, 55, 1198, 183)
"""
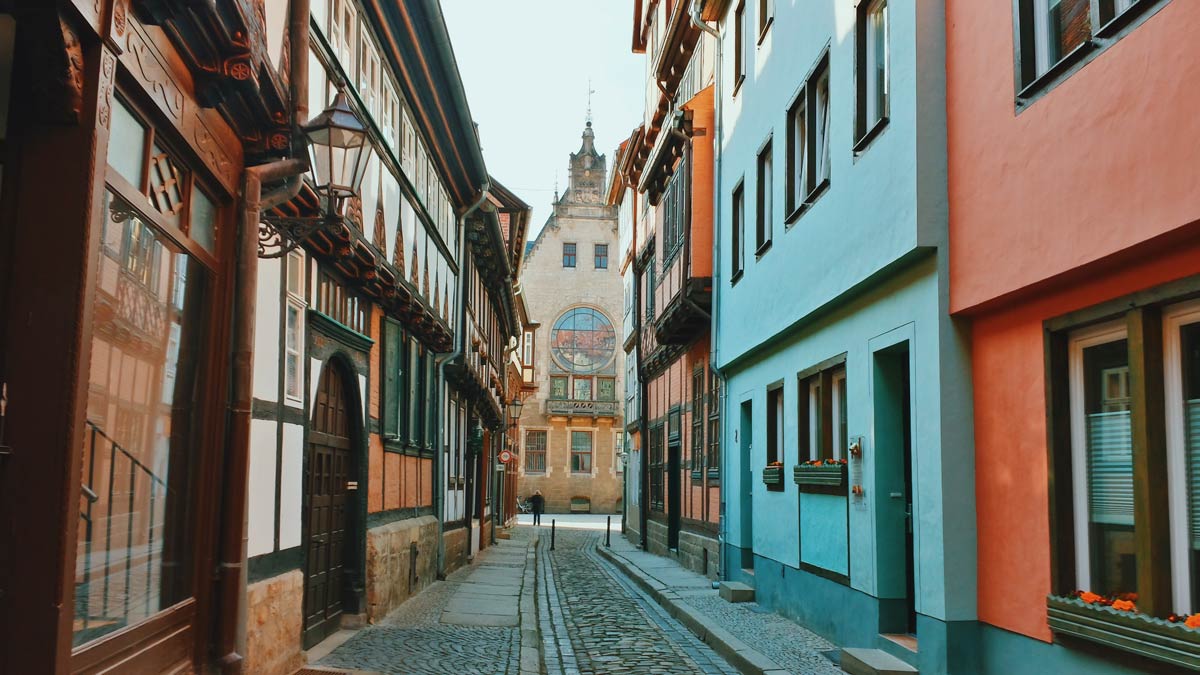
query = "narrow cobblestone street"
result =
(306, 521, 846, 675)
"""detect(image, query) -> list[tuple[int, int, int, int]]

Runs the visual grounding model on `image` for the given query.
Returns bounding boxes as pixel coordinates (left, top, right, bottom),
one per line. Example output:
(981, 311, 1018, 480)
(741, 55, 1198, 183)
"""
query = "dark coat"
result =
(527, 494, 545, 514)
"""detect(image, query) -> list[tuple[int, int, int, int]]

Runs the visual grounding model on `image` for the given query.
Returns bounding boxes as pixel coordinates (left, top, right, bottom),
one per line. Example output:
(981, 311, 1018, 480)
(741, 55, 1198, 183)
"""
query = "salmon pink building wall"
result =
(947, 0, 1200, 314)
(947, 0, 1200, 644)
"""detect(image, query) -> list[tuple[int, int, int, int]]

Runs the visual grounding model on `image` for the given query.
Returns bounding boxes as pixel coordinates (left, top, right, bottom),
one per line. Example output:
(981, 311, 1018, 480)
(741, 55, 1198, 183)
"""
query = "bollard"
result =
(606, 516, 611, 547)
(551, 519, 556, 551)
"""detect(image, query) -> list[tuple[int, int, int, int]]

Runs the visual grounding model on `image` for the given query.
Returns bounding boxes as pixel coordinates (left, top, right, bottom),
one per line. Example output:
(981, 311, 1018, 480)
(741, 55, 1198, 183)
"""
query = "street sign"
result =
(498, 449, 513, 463)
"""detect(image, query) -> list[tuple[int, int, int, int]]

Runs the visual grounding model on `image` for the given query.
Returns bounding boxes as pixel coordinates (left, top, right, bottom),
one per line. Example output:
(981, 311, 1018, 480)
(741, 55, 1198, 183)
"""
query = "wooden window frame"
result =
(757, 0, 774, 43)
(650, 423, 666, 511)
(692, 367, 705, 479)
(854, 0, 890, 152)
(755, 136, 773, 257)
(563, 242, 577, 268)
(766, 383, 785, 491)
(733, 0, 747, 95)
(731, 180, 745, 283)
(524, 429, 548, 474)
(594, 243, 609, 269)
(570, 429, 594, 474)
(1013, 0, 1171, 109)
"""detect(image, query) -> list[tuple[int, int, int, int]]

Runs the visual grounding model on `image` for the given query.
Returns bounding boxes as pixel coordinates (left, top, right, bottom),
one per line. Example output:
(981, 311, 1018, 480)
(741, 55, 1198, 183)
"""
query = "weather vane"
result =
(587, 77, 596, 125)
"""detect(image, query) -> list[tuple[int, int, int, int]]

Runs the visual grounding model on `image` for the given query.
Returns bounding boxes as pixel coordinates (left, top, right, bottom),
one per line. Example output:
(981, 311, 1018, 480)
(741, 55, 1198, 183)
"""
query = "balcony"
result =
(545, 399, 619, 418)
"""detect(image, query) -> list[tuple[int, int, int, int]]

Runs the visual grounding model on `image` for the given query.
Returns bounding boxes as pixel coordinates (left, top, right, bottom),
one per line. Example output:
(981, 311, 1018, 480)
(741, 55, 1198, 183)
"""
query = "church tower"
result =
(565, 121, 607, 205)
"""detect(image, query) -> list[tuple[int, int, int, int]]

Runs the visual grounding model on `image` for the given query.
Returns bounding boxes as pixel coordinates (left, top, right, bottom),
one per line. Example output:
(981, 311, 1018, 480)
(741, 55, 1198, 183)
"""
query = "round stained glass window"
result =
(550, 307, 617, 374)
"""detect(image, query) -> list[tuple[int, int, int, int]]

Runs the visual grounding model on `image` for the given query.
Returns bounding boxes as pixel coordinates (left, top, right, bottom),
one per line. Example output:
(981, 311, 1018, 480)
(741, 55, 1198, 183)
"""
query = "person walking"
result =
(528, 490, 545, 526)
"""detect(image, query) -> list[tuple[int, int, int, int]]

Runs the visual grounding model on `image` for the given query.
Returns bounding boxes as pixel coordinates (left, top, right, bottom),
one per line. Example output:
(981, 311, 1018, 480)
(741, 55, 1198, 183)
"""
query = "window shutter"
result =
(1087, 410, 1134, 526)
(383, 319, 401, 437)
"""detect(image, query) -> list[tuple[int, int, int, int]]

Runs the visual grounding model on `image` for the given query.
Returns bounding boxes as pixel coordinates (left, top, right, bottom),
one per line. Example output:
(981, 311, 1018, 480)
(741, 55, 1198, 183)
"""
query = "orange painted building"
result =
(948, 0, 1200, 671)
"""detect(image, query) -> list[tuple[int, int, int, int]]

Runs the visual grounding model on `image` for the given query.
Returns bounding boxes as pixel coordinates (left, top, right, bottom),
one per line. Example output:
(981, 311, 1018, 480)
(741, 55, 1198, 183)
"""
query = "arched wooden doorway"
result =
(303, 360, 358, 648)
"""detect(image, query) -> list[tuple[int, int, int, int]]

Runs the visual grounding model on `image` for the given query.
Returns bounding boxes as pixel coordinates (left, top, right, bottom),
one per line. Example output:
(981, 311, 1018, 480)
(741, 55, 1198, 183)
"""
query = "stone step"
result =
(840, 648, 918, 675)
(718, 581, 755, 603)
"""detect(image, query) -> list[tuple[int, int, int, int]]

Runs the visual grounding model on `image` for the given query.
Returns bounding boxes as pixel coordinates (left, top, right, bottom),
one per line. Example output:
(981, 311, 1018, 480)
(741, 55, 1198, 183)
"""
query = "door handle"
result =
(889, 492, 904, 499)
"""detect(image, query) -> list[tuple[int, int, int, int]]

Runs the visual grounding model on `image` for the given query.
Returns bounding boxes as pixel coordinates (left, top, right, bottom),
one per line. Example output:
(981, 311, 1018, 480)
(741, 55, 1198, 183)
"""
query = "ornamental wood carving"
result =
(126, 25, 184, 120)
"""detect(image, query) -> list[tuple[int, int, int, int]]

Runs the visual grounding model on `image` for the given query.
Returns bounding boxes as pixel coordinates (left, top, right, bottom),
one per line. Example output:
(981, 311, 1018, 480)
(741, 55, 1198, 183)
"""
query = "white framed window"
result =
(1164, 300, 1200, 614)
(329, 0, 356, 74)
(284, 250, 306, 403)
(1067, 320, 1131, 596)
(615, 432, 624, 473)
(858, 0, 889, 138)
(571, 429, 594, 474)
(523, 330, 533, 365)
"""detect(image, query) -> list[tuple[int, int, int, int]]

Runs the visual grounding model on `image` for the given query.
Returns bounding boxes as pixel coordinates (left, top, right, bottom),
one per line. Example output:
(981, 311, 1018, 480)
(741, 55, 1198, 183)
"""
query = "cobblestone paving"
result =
(541, 528, 740, 675)
(686, 595, 844, 675)
(316, 532, 528, 675)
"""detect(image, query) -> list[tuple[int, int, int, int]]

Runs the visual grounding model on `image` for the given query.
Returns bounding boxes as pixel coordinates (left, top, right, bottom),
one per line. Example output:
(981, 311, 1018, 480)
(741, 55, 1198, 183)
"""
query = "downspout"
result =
(435, 180, 490, 576)
(217, 1, 309, 671)
(689, 0, 727, 581)
(636, 249, 650, 551)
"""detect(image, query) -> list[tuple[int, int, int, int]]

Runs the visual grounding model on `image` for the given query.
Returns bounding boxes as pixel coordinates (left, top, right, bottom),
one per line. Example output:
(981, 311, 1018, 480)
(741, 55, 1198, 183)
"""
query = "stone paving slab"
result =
(599, 536, 845, 675)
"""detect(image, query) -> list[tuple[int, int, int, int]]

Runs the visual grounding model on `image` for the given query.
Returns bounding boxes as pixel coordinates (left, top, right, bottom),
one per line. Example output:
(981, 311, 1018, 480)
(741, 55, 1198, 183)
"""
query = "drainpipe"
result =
(435, 181, 490, 576)
(689, 0, 728, 582)
(216, 0, 309, 670)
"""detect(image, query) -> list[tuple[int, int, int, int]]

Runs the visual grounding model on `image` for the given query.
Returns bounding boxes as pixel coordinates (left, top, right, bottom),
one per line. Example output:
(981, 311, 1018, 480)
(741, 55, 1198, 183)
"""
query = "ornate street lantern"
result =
(303, 90, 370, 204)
(258, 89, 370, 258)
(507, 395, 524, 424)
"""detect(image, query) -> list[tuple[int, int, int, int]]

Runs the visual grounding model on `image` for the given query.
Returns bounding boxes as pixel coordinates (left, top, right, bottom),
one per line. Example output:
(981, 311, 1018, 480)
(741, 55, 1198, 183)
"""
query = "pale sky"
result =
(441, 1, 644, 241)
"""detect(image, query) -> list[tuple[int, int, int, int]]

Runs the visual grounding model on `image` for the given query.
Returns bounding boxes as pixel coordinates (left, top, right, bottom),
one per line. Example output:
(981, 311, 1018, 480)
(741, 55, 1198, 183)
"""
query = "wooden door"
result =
(304, 363, 354, 648)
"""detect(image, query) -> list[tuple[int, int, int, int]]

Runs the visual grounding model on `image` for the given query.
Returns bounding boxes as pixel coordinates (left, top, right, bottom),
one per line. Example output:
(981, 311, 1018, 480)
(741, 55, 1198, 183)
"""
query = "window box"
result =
(793, 462, 847, 487)
(1046, 595, 1200, 671)
(691, 469, 703, 483)
(762, 464, 784, 487)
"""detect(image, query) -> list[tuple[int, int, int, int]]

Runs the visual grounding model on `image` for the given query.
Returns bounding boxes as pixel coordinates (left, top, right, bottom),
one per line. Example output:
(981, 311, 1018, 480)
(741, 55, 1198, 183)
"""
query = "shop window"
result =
(525, 430, 547, 474)
(855, 0, 889, 147)
(755, 138, 772, 256)
(77, 94, 223, 648)
(571, 431, 593, 473)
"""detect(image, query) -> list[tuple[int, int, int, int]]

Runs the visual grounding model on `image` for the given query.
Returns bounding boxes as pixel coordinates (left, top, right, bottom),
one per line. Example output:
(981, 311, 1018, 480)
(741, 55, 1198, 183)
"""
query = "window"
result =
(1021, 0, 1092, 84)
(811, 56, 832, 191)
(766, 386, 784, 490)
(571, 431, 593, 473)
(1047, 296, 1200, 624)
(615, 433, 625, 473)
(316, 270, 368, 334)
(329, 0, 356, 73)
(731, 182, 744, 281)
(785, 92, 807, 216)
(525, 430, 547, 473)
(550, 376, 568, 400)
(594, 243, 609, 269)
(801, 363, 848, 461)
(692, 368, 705, 474)
(650, 424, 665, 510)
(856, 0, 889, 144)
(645, 259, 656, 320)
(663, 152, 690, 261)
(563, 242, 577, 268)
(77, 94, 220, 648)
(707, 366, 720, 476)
(550, 307, 616, 374)
(597, 377, 616, 402)
(734, 1, 746, 90)
(572, 376, 593, 401)
(523, 330, 534, 365)
(285, 251, 305, 403)
(755, 139, 773, 255)
(757, 0, 773, 40)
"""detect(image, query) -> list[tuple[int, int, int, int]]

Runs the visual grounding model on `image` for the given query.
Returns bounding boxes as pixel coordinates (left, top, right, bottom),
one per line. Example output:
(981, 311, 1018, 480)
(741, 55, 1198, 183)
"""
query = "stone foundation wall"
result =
(365, 515, 439, 622)
(246, 570, 305, 675)
(443, 525, 468, 575)
(644, 519, 720, 579)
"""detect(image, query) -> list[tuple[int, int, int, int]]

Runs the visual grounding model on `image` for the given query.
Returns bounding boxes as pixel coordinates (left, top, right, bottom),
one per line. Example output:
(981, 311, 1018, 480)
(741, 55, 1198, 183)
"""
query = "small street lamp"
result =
(507, 395, 524, 427)
(258, 89, 370, 258)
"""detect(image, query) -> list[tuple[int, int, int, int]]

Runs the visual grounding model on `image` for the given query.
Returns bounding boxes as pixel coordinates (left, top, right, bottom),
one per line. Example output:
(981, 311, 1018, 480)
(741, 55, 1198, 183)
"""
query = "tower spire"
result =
(586, 78, 596, 126)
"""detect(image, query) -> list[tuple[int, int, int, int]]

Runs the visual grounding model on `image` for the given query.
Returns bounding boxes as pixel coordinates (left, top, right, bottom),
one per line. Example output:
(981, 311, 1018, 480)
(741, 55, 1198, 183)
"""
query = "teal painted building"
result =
(709, 1, 976, 672)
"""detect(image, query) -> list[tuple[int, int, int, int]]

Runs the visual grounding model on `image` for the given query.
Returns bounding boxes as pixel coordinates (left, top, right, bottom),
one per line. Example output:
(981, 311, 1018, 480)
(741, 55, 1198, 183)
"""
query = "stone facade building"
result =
(517, 123, 625, 514)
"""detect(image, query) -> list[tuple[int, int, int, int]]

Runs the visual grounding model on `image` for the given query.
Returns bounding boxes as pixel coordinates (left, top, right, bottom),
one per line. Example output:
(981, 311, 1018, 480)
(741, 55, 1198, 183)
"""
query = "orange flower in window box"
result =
(1077, 591, 1102, 605)
(1187, 614, 1200, 629)
(1111, 599, 1136, 612)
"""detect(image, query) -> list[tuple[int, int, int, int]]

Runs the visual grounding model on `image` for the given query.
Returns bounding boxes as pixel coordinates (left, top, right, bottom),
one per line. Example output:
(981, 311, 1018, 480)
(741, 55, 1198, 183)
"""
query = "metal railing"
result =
(75, 420, 171, 644)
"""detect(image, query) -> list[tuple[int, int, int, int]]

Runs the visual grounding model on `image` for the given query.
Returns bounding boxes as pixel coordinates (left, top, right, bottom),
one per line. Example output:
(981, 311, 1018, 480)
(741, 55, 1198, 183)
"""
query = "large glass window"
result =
(76, 96, 222, 647)
(571, 431, 593, 473)
(1069, 324, 1134, 598)
(549, 307, 616, 375)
